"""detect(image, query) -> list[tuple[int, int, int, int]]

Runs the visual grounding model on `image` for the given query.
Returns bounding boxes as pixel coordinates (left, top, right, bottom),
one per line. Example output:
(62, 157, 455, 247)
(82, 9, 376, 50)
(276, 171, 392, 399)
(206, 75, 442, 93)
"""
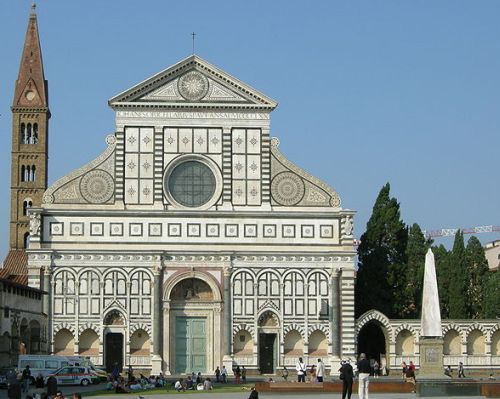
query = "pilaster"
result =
(222, 258, 233, 368)
(151, 261, 163, 374)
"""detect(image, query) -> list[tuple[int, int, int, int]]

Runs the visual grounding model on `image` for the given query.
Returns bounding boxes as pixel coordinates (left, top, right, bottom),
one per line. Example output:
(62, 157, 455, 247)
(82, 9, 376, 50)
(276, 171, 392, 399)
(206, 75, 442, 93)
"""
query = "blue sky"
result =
(0, 1, 499, 255)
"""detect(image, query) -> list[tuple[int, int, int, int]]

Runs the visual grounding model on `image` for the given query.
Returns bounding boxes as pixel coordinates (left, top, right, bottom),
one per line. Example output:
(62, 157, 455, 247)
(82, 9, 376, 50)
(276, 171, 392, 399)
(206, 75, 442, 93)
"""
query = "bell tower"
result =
(10, 3, 50, 249)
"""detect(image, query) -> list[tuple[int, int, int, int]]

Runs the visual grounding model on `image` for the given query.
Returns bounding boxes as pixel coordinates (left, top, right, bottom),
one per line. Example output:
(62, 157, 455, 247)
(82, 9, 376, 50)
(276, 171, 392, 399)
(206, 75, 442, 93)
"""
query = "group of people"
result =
(106, 366, 170, 393)
(7, 366, 60, 399)
(173, 376, 213, 392)
(401, 361, 416, 392)
(213, 365, 247, 384)
(291, 358, 326, 383)
(444, 362, 466, 378)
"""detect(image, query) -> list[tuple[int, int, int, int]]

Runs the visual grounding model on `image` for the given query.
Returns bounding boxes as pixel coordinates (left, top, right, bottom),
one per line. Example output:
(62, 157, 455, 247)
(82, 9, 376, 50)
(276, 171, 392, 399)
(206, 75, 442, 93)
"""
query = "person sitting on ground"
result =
(185, 376, 193, 390)
(282, 366, 289, 381)
(115, 381, 129, 394)
(35, 373, 44, 389)
(174, 378, 185, 392)
(105, 379, 114, 390)
(444, 365, 452, 377)
(309, 364, 317, 382)
(203, 378, 213, 390)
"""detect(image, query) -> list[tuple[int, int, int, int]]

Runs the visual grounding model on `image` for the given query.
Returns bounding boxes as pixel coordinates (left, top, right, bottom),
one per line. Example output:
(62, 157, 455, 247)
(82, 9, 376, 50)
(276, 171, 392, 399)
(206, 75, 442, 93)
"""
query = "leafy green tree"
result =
(482, 270, 500, 318)
(355, 183, 408, 318)
(402, 223, 428, 318)
(447, 231, 468, 318)
(465, 236, 490, 318)
(433, 244, 451, 318)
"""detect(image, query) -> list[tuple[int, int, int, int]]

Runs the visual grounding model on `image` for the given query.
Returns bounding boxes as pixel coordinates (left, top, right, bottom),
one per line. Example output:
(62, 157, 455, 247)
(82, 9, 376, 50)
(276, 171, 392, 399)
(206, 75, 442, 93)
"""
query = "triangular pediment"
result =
(109, 55, 277, 110)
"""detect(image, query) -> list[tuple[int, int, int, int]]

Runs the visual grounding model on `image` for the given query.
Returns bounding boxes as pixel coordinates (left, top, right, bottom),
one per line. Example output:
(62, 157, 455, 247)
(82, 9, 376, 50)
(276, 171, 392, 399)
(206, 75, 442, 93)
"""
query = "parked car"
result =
(44, 366, 99, 386)
(0, 368, 17, 389)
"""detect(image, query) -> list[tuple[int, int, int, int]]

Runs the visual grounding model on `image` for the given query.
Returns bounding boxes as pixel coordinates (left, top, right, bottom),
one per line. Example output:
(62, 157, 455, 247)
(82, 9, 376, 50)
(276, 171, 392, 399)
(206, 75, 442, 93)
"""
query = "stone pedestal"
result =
(418, 338, 446, 379)
(151, 354, 163, 375)
(222, 355, 234, 374)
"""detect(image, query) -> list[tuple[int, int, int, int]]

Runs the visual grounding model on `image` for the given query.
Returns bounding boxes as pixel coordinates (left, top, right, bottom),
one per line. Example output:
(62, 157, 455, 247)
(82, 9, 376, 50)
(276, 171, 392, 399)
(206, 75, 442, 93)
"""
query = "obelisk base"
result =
(418, 337, 447, 379)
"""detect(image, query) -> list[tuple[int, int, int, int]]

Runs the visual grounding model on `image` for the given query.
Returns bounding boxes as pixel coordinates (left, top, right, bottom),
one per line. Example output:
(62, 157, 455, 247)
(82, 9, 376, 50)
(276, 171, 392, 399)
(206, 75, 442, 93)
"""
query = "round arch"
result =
(356, 310, 391, 366)
(163, 271, 223, 376)
(163, 271, 222, 301)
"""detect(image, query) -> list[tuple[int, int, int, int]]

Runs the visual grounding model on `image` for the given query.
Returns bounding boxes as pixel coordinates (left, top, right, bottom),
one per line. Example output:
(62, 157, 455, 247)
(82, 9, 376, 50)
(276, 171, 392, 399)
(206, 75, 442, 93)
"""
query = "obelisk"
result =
(418, 248, 445, 379)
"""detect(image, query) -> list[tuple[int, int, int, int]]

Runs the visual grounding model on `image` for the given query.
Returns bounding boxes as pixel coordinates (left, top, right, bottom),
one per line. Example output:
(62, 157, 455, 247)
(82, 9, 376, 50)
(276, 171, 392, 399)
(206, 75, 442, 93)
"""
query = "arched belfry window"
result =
(22, 199, 33, 216)
(23, 232, 30, 249)
(21, 123, 27, 143)
(32, 123, 38, 144)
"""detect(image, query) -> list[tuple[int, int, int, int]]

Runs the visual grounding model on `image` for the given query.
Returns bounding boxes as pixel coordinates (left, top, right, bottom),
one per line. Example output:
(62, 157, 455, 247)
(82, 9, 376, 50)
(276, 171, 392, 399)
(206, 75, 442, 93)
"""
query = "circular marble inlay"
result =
(271, 172, 305, 206)
(178, 71, 209, 101)
(80, 170, 114, 204)
(25, 90, 36, 101)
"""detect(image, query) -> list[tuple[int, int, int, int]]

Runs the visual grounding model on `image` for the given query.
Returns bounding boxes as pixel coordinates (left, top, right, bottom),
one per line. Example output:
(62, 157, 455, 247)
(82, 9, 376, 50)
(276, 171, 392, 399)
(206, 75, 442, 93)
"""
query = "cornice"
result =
(111, 103, 275, 111)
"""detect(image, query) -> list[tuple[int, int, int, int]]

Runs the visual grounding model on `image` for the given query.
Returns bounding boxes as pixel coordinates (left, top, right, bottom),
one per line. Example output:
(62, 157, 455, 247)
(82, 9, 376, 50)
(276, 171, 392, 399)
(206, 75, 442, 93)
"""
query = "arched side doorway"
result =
(163, 274, 222, 375)
(258, 310, 280, 374)
(356, 310, 392, 372)
(357, 321, 388, 372)
(103, 310, 126, 373)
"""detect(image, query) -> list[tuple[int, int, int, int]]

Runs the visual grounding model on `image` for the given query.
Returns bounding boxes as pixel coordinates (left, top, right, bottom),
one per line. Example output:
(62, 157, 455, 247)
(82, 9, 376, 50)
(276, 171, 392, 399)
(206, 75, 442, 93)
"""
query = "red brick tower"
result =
(9, 3, 49, 251)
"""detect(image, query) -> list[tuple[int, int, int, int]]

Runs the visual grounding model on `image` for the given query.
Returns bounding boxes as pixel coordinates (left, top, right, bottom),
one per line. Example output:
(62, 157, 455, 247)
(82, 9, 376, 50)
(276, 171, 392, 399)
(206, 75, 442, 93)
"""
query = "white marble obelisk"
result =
(419, 248, 445, 379)
(421, 248, 442, 337)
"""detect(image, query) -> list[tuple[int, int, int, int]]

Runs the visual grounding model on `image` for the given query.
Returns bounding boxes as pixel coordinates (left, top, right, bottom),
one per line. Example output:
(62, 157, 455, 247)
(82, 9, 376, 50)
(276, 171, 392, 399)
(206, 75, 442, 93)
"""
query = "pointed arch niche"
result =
(163, 271, 222, 376)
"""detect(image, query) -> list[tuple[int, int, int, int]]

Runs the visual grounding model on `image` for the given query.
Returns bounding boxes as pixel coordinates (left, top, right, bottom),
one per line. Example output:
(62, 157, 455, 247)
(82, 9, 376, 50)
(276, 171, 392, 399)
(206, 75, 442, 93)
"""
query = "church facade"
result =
(26, 55, 357, 373)
(6, 7, 498, 375)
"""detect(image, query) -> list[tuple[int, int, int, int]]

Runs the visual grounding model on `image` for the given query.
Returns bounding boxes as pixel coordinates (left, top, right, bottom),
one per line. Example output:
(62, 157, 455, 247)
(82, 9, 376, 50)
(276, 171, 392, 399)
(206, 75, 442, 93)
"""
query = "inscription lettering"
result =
(117, 111, 269, 120)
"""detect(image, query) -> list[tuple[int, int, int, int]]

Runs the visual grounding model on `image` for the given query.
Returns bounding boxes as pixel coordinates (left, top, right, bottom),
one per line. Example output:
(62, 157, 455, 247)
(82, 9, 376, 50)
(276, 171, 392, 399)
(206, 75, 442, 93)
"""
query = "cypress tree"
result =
(402, 223, 428, 318)
(482, 270, 500, 319)
(433, 244, 451, 318)
(447, 230, 468, 318)
(465, 236, 491, 318)
(355, 183, 408, 318)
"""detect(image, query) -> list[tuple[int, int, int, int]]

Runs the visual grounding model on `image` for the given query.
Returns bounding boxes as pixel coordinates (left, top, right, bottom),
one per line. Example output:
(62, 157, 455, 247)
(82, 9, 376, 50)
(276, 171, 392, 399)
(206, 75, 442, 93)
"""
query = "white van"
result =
(20, 355, 106, 380)
(18, 355, 72, 380)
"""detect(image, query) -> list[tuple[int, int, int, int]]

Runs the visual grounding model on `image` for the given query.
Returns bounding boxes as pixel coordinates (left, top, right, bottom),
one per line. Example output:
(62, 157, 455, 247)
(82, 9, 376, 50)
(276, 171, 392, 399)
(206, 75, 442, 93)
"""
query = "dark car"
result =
(0, 368, 17, 389)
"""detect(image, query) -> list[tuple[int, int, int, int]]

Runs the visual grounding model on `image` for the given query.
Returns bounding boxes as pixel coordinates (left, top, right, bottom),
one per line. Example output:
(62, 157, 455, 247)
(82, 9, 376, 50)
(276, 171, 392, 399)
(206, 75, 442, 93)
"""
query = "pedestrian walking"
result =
(458, 362, 465, 378)
(221, 365, 227, 383)
(339, 359, 354, 399)
(241, 366, 247, 383)
(316, 358, 325, 382)
(22, 365, 31, 393)
(357, 353, 370, 399)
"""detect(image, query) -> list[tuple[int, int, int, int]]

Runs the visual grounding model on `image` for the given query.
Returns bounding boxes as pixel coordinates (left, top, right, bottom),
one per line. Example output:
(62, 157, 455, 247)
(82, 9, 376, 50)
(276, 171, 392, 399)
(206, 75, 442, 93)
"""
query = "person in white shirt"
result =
(316, 358, 325, 382)
(296, 357, 306, 382)
(174, 378, 185, 392)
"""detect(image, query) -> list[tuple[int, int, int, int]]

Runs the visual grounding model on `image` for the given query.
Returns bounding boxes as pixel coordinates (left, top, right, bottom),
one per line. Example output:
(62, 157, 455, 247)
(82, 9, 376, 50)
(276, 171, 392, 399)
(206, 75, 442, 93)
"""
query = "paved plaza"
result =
(0, 385, 489, 399)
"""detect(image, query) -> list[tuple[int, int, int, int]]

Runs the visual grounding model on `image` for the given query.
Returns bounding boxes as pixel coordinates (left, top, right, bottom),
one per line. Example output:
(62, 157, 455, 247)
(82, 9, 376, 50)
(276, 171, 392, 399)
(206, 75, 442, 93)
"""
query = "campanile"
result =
(10, 4, 50, 249)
